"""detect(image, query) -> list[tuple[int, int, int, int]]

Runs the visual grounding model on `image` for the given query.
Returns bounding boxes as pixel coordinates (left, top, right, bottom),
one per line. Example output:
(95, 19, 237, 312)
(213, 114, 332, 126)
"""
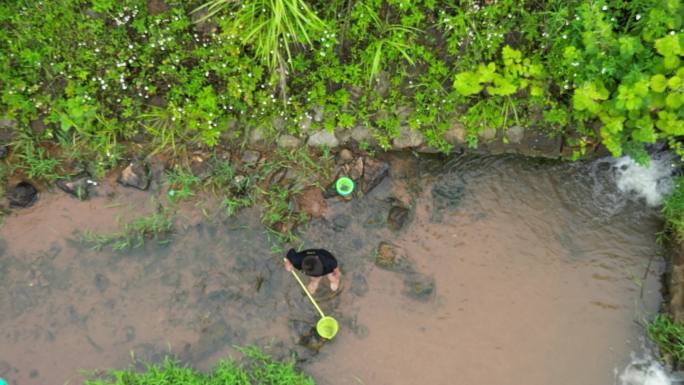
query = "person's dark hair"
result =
(301, 255, 324, 276)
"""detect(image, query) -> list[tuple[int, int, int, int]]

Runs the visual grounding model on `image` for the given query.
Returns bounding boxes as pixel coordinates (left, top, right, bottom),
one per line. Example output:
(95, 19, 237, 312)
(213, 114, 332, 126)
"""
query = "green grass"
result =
(82, 210, 173, 251)
(663, 176, 684, 242)
(648, 314, 684, 363)
(84, 347, 315, 385)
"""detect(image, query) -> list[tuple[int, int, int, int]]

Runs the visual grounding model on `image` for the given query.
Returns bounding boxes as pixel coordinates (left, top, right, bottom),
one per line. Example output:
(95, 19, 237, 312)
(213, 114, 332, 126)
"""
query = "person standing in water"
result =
(284, 248, 341, 294)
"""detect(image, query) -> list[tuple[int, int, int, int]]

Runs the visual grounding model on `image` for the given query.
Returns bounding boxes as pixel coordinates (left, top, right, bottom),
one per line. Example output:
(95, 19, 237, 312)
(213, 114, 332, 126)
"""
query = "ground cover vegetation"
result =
(1, 0, 683, 179)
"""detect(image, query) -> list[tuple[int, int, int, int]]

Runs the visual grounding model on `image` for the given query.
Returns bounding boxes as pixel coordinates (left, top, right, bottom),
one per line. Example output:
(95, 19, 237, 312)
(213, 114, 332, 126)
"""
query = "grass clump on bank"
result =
(649, 314, 684, 364)
(84, 348, 315, 385)
(663, 176, 684, 242)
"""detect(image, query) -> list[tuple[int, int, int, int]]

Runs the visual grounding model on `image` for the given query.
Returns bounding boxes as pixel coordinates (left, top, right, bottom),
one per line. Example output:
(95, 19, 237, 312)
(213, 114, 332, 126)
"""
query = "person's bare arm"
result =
(284, 258, 294, 272)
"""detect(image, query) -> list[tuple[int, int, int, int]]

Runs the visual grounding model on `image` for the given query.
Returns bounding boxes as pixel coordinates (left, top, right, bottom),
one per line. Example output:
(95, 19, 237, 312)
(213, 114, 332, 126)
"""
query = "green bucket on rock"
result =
(336, 177, 355, 196)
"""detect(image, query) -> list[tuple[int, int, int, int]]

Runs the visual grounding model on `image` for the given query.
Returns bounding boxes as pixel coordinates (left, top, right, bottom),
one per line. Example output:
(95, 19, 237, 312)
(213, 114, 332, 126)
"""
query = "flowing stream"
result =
(0, 153, 677, 385)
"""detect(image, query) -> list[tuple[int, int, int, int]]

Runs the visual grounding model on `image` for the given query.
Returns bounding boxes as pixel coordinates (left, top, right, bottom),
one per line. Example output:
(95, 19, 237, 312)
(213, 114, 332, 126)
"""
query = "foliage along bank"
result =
(1, 0, 683, 187)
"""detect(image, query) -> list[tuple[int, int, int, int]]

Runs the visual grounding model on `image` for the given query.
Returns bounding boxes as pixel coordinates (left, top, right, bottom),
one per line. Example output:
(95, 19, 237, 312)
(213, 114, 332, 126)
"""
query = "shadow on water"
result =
(0, 152, 673, 385)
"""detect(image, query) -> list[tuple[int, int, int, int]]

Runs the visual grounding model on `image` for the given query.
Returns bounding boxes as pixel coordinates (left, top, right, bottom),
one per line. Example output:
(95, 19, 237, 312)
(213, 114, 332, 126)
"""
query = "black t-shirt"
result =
(286, 248, 338, 277)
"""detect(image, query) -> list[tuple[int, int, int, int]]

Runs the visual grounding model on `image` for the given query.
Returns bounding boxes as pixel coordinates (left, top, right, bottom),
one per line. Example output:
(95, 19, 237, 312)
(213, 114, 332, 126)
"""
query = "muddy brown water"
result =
(0, 154, 666, 385)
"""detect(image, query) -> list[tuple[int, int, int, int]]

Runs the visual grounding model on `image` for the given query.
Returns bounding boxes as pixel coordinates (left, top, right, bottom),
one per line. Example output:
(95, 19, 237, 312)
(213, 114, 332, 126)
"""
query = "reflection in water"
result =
(0, 153, 676, 385)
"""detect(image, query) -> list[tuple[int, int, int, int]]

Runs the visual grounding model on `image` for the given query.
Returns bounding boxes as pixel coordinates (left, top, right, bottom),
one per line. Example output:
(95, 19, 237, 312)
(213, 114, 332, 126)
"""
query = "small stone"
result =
(362, 157, 389, 194)
(392, 127, 425, 149)
(241, 150, 261, 165)
(29, 369, 39, 378)
(277, 135, 301, 149)
(94, 273, 110, 293)
(118, 160, 150, 190)
(0, 145, 8, 159)
(8, 181, 38, 208)
(403, 272, 435, 301)
(307, 131, 339, 148)
(479, 127, 497, 141)
(387, 206, 410, 231)
(506, 125, 525, 144)
(350, 157, 364, 181)
(57, 175, 95, 200)
(339, 149, 354, 162)
(445, 122, 466, 144)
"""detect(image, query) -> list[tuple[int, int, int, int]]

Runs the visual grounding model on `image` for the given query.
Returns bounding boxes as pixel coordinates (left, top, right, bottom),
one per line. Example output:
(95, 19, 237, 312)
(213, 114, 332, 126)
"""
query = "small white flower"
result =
(602, 5, 607, 11)
(562, 34, 567, 39)
(635, 14, 641, 21)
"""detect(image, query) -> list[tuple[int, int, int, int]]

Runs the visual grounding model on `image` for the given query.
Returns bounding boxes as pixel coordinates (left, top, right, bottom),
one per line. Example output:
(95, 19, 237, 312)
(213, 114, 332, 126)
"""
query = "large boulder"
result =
(8, 181, 38, 208)
(118, 160, 150, 190)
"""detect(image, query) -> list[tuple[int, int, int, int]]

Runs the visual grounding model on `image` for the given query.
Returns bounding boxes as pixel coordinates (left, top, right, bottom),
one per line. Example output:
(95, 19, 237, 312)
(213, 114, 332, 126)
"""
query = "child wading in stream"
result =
(284, 248, 341, 294)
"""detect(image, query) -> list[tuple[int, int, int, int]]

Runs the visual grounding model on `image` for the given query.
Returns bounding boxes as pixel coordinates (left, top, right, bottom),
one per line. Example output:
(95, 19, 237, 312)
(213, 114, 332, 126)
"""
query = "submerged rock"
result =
(431, 176, 466, 222)
(192, 320, 235, 362)
(375, 242, 400, 269)
(118, 160, 150, 190)
(403, 272, 435, 301)
(387, 205, 410, 231)
(94, 273, 110, 293)
(362, 157, 389, 194)
(331, 214, 351, 232)
(57, 175, 96, 200)
(8, 181, 38, 208)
